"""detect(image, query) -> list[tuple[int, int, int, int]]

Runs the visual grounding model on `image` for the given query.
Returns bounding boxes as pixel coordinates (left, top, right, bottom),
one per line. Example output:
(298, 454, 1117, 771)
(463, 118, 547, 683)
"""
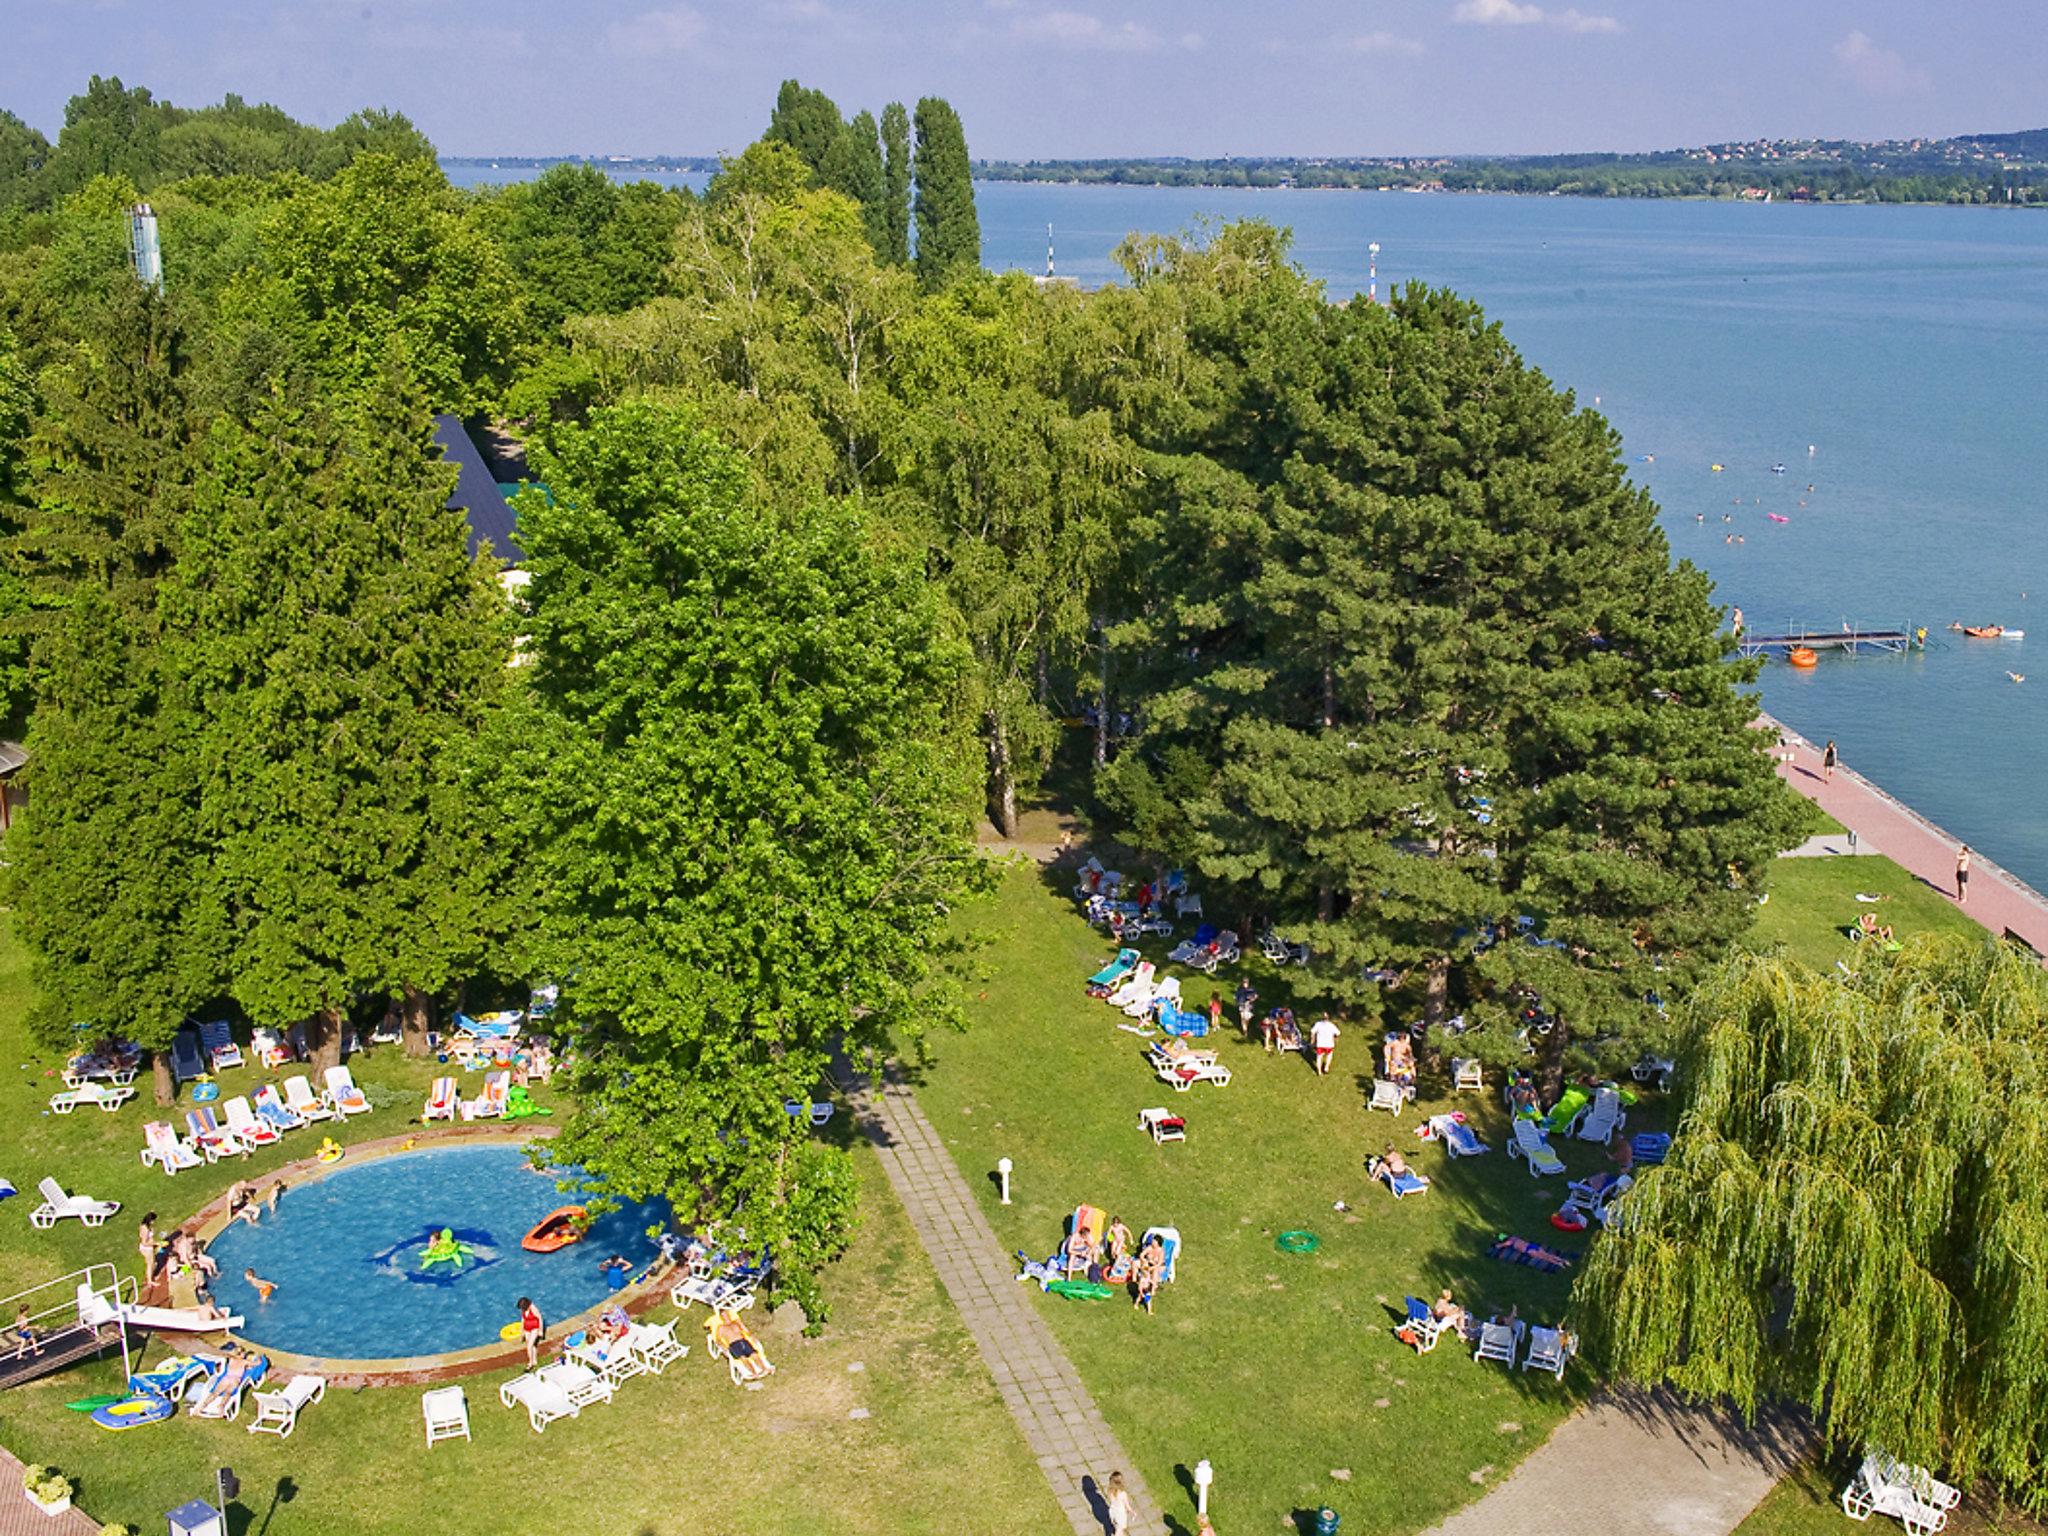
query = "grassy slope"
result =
(0, 916, 1062, 1536)
(1751, 854, 1984, 971)
(915, 864, 1657, 1534)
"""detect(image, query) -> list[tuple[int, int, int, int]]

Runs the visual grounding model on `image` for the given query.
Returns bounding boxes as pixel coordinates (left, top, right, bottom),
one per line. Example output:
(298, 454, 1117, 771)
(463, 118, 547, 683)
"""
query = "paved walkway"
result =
(0, 1445, 99, 1536)
(1766, 717, 2048, 953)
(1422, 1390, 1811, 1536)
(835, 1059, 1167, 1536)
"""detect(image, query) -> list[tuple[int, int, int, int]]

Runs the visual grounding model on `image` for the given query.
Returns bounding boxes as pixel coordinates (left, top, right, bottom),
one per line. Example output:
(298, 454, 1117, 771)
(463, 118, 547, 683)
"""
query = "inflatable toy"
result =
(316, 1137, 344, 1164)
(522, 1206, 588, 1254)
(419, 1228, 475, 1272)
(92, 1393, 175, 1431)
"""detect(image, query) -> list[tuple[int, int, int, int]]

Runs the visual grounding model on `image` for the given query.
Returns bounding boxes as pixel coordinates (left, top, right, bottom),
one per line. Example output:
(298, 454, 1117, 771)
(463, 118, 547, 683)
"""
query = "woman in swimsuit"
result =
(1956, 845, 1971, 905)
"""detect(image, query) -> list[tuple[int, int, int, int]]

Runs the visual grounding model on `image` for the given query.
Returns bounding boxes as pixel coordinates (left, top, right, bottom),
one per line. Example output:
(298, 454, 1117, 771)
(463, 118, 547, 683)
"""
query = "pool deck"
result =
(169, 1125, 678, 1388)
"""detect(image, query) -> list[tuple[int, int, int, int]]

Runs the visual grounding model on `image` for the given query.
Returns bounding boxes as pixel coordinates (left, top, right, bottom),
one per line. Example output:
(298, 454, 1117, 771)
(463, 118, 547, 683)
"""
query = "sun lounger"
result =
(222, 1095, 280, 1150)
(1571, 1085, 1626, 1143)
(625, 1319, 688, 1373)
(1564, 1171, 1633, 1224)
(141, 1121, 203, 1174)
(29, 1177, 119, 1230)
(323, 1065, 371, 1116)
(1088, 948, 1142, 990)
(1473, 1321, 1522, 1367)
(1167, 924, 1219, 965)
(567, 1336, 647, 1387)
(422, 1386, 469, 1447)
(541, 1359, 617, 1409)
(185, 1107, 241, 1160)
(423, 1076, 460, 1121)
(463, 1070, 509, 1120)
(1138, 1107, 1187, 1144)
(247, 1374, 326, 1437)
(198, 1019, 243, 1071)
(252, 1084, 304, 1133)
(1371, 1158, 1431, 1199)
(190, 1352, 268, 1419)
(1105, 962, 1156, 1010)
(1841, 1452, 1952, 1535)
(1157, 1055, 1231, 1091)
(250, 1027, 292, 1070)
(1139, 1226, 1179, 1283)
(170, 1030, 207, 1084)
(1508, 1115, 1566, 1176)
(669, 1269, 754, 1312)
(1368, 1078, 1406, 1117)
(499, 1371, 578, 1433)
(50, 1078, 137, 1114)
(282, 1075, 334, 1123)
(1452, 1057, 1484, 1092)
(702, 1309, 774, 1386)
(1398, 1296, 1449, 1353)
(1427, 1114, 1490, 1158)
(1522, 1326, 1574, 1379)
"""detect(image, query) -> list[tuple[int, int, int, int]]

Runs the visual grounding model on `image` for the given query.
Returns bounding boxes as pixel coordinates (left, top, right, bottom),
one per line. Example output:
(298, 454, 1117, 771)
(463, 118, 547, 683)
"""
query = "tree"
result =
(879, 102, 911, 267)
(9, 286, 207, 1103)
(912, 97, 980, 288)
(216, 154, 523, 414)
(165, 381, 510, 1075)
(487, 164, 685, 337)
(501, 400, 984, 1322)
(765, 79, 844, 179)
(821, 110, 887, 257)
(39, 77, 172, 205)
(1574, 942, 2048, 1510)
(312, 108, 437, 177)
(0, 110, 52, 215)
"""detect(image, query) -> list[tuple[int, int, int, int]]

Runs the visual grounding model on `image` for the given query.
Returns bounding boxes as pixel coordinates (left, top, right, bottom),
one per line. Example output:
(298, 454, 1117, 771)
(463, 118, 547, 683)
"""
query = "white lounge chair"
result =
(282, 1075, 335, 1123)
(463, 1070, 509, 1120)
(423, 1386, 470, 1447)
(1368, 1078, 1406, 1117)
(669, 1270, 753, 1312)
(626, 1319, 688, 1374)
(1842, 1452, 1951, 1535)
(29, 1177, 120, 1230)
(185, 1107, 242, 1161)
(1138, 1107, 1187, 1144)
(783, 1099, 833, 1127)
(199, 1019, 243, 1071)
(538, 1360, 614, 1411)
(423, 1076, 459, 1121)
(50, 1079, 136, 1114)
(223, 1095, 280, 1150)
(1452, 1057, 1484, 1092)
(1156, 1055, 1231, 1092)
(141, 1121, 203, 1175)
(1508, 1116, 1566, 1176)
(252, 1083, 304, 1133)
(1473, 1321, 1521, 1368)
(324, 1066, 371, 1116)
(247, 1374, 326, 1437)
(1572, 1085, 1626, 1144)
(499, 1372, 578, 1433)
(1399, 1297, 1450, 1353)
(1522, 1326, 1575, 1379)
(567, 1336, 647, 1387)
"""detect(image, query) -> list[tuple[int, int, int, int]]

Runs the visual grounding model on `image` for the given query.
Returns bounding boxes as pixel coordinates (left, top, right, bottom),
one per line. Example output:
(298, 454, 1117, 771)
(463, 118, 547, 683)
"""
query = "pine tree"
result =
(764, 79, 844, 181)
(912, 97, 980, 287)
(879, 102, 912, 267)
(821, 109, 888, 257)
(1575, 941, 2048, 1510)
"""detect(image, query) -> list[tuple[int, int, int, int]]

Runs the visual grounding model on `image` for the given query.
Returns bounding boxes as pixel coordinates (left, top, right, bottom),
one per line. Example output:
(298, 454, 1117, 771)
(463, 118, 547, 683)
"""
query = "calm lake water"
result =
(448, 164, 2048, 890)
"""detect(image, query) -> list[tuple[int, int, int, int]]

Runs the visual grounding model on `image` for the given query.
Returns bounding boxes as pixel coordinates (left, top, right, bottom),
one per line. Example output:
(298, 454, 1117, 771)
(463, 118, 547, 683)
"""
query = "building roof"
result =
(431, 414, 523, 565)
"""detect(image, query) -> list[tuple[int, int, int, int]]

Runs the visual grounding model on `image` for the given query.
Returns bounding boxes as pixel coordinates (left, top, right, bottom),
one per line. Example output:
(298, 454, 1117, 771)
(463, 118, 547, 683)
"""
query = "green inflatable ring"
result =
(1276, 1230, 1320, 1255)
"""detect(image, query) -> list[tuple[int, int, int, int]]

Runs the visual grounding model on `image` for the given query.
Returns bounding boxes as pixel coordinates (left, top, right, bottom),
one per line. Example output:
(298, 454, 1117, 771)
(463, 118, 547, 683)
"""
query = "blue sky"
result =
(1, 0, 2041, 158)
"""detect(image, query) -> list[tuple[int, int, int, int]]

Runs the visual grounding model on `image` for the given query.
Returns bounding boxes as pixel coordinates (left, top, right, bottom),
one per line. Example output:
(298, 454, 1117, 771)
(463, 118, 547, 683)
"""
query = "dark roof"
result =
(431, 414, 523, 565)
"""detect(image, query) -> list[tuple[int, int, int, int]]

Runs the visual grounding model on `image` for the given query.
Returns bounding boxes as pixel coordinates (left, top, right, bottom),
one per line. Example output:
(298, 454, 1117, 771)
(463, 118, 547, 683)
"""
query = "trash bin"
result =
(1315, 1508, 1340, 1535)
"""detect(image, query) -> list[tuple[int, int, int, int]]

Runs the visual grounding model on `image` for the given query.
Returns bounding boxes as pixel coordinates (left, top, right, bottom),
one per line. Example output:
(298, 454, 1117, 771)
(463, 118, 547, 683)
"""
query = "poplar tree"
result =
(1575, 942, 2048, 1510)
(765, 78, 844, 179)
(912, 97, 980, 288)
(821, 109, 888, 257)
(879, 102, 912, 267)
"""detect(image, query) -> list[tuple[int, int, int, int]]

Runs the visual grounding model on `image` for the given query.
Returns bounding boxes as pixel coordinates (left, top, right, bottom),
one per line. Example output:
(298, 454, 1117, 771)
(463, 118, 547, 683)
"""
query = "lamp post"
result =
(997, 1157, 1013, 1205)
(1194, 1457, 1214, 1517)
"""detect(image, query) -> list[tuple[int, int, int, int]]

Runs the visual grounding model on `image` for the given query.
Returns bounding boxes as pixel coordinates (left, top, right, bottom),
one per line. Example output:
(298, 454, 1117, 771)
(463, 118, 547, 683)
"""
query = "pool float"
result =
(419, 1228, 476, 1272)
(316, 1137, 344, 1164)
(499, 1321, 523, 1342)
(1550, 1208, 1589, 1234)
(191, 1081, 219, 1104)
(522, 1205, 589, 1254)
(1787, 647, 1817, 669)
(1044, 1279, 1114, 1301)
(1963, 626, 2014, 639)
(92, 1393, 176, 1431)
(504, 1085, 553, 1120)
(1275, 1230, 1321, 1255)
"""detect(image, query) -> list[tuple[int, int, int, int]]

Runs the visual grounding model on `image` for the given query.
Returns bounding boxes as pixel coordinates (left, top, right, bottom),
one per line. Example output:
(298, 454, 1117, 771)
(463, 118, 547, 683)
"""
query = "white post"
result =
(997, 1157, 1013, 1205)
(1367, 242, 1380, 305)
(1195, 1458, 1214, 1517)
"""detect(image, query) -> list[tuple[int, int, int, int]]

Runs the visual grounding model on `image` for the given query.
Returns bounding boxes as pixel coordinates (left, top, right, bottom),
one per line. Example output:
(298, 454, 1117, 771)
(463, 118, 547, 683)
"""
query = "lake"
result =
(447, 164, 2048, 892)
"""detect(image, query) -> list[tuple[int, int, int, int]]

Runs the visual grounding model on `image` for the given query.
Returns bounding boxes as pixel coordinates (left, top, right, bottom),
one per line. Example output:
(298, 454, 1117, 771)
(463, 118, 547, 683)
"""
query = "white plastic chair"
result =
(1138, 1107, 1187, 1144)
(1452, 1057, 1484, 1093)
(1508, 1117, 1565, 1176)
(324, 1066, 371, 1116)
(1368, 1078, 1406, 1116)
(538, 1360, 614, 1410)
(247, 1374, 326, 1437)
(50, 1079, 136, 1114)
(1522, 1326, 1574, 1379)
(423, 1386, 470, 1447)
(499, 1372, 577, 1433)
(30, 1177, 120, 1230)
(283, 1075, 335, 1123)
(222, 1096, 279, 1150)
(140, 1122, 203, 1175)
(1473, 1322, 1521, 1368)
(625, 1320, 688, 1374)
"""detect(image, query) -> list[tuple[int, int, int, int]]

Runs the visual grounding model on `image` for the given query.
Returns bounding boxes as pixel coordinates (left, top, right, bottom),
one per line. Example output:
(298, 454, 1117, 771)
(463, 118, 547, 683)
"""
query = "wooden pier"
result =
(1737, 624, 1921, 659)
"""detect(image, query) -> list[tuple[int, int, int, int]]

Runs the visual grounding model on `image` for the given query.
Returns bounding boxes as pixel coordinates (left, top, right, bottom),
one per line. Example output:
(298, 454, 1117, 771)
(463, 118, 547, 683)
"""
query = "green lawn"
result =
(916, 864, 1657, 1534)
(0, 915, 1062, 1536)
(1751, 853, 1982, 970)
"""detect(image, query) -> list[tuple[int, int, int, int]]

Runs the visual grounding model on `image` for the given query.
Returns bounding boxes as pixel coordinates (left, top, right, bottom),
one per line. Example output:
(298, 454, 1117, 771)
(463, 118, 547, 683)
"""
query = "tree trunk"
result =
(987, 711, 1018, 840)
(1422, 956, 1451, 1031)
(1538, 1015, 1570, 1103)
(152, 1051, 174, 1107)
(1317, 885, 1335, 924)
(306, 1005, 345, 1076)
(1094, 625, 1110, 767)
(402, 985, 434, 1059)
(1035, 644, 1050, 706)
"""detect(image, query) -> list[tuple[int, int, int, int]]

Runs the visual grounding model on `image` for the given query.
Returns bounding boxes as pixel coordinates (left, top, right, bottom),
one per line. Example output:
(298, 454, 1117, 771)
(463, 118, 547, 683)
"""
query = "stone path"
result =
(835, 1059, 1167, 1536)
(1766, 716, 2048, 953)
(1421, 1390, 1811, 1536)
(0, 1444, 100, 1536)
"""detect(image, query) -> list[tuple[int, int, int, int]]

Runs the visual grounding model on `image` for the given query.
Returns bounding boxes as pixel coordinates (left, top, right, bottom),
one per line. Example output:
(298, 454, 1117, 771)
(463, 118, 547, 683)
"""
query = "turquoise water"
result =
(443, 160, 2048, 889)
(205, 1144, 665, 1359)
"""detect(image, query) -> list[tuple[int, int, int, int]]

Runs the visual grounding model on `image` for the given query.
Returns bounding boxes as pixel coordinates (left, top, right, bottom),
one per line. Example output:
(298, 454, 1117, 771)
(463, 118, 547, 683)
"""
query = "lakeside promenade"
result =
(1765, 716, 2048, 956)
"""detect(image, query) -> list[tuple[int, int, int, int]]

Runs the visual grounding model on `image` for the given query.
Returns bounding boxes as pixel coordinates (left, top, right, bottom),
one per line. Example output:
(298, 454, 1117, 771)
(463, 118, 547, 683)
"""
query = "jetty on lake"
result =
(1736, 624, 1923, 659)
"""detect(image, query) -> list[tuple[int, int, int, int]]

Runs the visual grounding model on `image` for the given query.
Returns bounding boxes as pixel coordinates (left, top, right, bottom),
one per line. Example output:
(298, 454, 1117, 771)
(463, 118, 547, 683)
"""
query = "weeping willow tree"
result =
(1574, 938, 2048, 1506)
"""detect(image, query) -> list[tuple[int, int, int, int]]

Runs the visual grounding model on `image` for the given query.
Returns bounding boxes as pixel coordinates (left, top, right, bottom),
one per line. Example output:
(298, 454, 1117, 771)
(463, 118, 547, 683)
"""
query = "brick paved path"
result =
(837, 1059, 1167, 1536)
(0, 1445, 100, 1536)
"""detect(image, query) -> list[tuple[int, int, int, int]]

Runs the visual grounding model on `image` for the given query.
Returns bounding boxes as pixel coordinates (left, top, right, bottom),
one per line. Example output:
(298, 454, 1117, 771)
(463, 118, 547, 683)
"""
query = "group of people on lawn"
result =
(1228, 978, 1349, 1076)
(1065, 1216, 1170, 1313)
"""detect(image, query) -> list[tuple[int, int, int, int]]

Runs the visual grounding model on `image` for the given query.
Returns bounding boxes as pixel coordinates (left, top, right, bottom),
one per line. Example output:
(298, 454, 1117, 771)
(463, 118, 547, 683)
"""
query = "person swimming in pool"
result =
(243, 1268, 277, 1303)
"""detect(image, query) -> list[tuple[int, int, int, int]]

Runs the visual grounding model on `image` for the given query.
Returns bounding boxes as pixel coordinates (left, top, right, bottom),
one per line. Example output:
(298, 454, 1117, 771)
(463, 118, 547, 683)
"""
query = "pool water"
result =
(206, 1143, 667, 1359)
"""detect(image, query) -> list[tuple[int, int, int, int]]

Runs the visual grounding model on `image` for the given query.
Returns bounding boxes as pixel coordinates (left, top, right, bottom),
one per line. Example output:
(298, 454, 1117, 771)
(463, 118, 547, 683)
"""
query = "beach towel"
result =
(1489, 1236, 1576, 1273)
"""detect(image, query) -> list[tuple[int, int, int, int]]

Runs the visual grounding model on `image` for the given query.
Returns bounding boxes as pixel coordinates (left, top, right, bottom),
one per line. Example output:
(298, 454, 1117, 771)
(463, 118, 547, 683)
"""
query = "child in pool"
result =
(243, 1268, 277, 1303)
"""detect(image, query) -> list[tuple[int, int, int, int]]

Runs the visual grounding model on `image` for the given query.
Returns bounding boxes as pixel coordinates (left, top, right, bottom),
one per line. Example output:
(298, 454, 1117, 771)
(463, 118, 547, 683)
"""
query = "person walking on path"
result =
(1105, 1470, 1135, 1536)
(1956, 845, 1971, 905)
(1821, 739, 1837, 783)
(1309, 1015, 1341, 1076)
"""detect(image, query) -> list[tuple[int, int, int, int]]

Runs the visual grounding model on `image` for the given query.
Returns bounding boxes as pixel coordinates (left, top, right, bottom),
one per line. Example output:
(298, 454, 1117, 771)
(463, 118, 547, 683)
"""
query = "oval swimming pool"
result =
(205, 1143, 666, 1360)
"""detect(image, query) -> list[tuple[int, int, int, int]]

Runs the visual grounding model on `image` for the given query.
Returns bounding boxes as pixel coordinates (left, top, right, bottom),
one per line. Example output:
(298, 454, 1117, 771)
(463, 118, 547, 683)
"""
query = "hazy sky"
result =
(2, 0, 2042, 159)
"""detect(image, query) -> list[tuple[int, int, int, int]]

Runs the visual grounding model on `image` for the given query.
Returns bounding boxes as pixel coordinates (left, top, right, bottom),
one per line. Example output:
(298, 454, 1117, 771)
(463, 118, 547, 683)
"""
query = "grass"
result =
(1734, 1458, 2047, 1536)
(0, 914, 1063, 1536)
(914, 862, 1658, 1534)
(1751, 852, 1983, 970)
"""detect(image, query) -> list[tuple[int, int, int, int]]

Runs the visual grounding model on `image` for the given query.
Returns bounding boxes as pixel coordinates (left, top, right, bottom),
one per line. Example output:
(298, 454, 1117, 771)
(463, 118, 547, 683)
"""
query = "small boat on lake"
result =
(1787, 647, 1818, 668)
(1962, 625, 2022, 639)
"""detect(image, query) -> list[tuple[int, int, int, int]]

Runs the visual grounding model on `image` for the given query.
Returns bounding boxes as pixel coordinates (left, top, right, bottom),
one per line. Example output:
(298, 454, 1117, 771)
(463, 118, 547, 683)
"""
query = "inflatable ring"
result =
(1275, 1230, 1321, 1255)
(500, 1321, 523, 1342)
(1550, 1210, 1588, 1234)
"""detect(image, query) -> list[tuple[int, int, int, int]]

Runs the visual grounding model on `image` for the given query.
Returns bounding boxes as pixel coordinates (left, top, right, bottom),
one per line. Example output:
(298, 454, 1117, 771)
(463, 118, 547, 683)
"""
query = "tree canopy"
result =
(1575, 941, 2048, 1508)
(911, 97, 979, 287)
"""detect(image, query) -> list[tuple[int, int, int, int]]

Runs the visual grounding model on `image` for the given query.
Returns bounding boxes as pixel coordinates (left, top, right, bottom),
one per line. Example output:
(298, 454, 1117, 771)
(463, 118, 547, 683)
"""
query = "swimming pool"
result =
(205, 1142, 666, 1360)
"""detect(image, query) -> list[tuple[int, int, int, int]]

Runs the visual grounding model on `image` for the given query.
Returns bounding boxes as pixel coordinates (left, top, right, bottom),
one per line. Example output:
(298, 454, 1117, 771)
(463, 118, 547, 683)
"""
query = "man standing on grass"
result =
(1235, 977, 1257, 1038)
(1309, 1015, 1340, 1076)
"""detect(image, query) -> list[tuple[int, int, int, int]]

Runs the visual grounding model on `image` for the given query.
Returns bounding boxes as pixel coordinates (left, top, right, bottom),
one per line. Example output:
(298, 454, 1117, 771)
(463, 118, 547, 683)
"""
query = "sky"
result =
(1, 0, 2042, 160)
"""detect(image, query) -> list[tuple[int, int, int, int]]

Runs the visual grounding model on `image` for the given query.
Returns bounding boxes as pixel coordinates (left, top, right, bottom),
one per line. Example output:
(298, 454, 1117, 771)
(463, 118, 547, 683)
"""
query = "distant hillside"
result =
(973, 130, 2048, 205)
